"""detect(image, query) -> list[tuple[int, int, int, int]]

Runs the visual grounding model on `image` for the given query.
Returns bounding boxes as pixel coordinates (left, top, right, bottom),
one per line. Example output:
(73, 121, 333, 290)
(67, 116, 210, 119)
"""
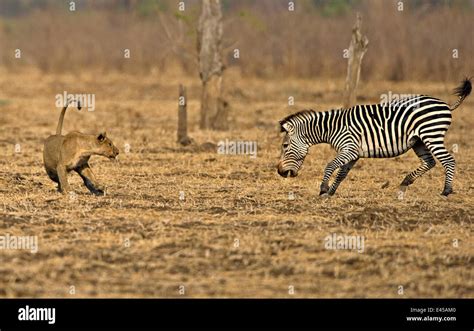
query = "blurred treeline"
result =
(0, 0, 472, 81)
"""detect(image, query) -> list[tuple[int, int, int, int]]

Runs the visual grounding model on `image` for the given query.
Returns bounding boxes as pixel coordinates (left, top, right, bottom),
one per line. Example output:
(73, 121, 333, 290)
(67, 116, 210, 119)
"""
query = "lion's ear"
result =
(97, 132, 107, 142)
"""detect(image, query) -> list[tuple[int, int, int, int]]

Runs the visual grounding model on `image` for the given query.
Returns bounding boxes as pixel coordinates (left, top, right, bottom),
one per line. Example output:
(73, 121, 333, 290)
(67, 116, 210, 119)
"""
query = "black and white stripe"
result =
(277, 79, 472, 196)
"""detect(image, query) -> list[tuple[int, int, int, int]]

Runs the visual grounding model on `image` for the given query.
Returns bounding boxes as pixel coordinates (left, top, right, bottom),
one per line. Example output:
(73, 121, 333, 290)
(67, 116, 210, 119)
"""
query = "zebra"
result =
(277, 78, 472, 196)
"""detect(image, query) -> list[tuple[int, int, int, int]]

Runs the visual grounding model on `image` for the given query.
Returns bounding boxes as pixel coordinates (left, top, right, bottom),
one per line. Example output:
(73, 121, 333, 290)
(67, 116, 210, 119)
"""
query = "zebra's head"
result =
(277, 119, 309, 178)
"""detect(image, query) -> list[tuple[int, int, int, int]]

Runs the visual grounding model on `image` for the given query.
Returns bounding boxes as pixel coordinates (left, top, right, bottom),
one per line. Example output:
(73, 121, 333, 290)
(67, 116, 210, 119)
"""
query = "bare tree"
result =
(197, 0, 228, 130)
(177, 84, 192, 146)
(343, 13, 369, 108)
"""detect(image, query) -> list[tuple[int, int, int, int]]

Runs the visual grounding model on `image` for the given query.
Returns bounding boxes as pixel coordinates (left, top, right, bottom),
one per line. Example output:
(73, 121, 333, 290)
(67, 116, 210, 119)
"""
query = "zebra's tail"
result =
(450, 78, 472, 111)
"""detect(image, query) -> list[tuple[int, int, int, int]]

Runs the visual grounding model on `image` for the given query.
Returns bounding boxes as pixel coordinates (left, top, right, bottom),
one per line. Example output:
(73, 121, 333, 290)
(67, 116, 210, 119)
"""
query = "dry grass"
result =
(0, 68, 473, 297)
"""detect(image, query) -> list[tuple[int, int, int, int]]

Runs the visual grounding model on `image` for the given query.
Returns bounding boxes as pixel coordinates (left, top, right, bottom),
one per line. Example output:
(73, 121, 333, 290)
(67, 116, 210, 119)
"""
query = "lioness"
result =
(43, 100, 119, 195)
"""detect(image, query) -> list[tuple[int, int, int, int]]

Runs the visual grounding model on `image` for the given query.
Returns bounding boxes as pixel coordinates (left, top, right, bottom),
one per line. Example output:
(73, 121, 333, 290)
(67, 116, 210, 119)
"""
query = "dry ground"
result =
(0, 69, 473, 297)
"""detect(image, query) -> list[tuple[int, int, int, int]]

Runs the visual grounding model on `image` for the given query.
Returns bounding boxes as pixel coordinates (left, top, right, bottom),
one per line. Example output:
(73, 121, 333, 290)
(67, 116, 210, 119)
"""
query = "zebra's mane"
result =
(279, 109, 317, 128)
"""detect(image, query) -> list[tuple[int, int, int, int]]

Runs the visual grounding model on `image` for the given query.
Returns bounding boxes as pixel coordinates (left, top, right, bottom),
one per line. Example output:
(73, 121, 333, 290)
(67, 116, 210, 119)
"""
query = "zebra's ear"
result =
(280, 121, 293, 133)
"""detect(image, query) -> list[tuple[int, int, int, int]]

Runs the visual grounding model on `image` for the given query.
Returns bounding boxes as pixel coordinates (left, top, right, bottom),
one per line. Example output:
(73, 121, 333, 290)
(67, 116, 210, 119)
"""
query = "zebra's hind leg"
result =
(328, 159, 358, 196)
(422, 139, 456, 196)
(400, 140, 436, 191)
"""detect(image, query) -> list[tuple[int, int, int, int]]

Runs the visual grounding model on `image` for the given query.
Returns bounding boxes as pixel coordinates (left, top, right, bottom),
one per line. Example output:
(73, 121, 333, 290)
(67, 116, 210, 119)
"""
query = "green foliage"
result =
(174, 11, 190, 25)
(0, 0, 60, 17)
(312, 0, 357, 17)
(136, 0, 168, 17)
(0, 0, 22, 17)
(1, 20, 14, 34)
(174, 10, 197, 38)
(238, 10, 266, 32)
(221, 0, 232, 12)
(0, 99, 10, 107)
(408, 0, 473, 10)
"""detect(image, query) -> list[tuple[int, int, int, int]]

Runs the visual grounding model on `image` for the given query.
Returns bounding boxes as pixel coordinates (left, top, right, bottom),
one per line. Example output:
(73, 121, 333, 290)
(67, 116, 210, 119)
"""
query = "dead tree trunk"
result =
(343, 13, 368, 108)
(197, 0, 228, 130)
(177, 84, 192, 146)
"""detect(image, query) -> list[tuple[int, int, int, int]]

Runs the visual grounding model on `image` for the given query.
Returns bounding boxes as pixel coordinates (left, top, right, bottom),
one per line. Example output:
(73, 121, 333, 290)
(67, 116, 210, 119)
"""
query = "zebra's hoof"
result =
(441, 189, 452, 197)
(399, 185, 408, 193)
(93, 189, 105, 196)
(400, 178, 413, 187)
(319, 182, 329, 195)
(320, 192, 330, 198)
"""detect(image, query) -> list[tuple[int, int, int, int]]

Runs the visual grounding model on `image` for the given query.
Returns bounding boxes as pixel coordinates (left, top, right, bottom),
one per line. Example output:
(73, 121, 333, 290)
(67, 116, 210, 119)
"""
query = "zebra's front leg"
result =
(320, 152, 358, 196)
(327, 159, 358, 196)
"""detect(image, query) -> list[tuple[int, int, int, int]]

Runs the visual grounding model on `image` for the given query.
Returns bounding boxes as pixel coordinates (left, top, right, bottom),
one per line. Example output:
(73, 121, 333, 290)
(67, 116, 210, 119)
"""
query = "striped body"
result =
(277, 79, 471, 196)
(312, 96, 451, 158)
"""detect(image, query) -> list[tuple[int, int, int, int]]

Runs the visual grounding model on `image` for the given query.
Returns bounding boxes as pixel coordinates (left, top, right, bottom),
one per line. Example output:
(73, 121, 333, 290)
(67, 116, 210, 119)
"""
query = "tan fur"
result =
(43, 101, 119, 195)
